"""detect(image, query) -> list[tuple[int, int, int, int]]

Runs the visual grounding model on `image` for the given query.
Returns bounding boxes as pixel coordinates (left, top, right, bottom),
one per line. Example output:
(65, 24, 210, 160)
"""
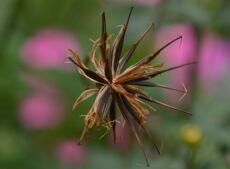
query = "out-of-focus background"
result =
(0, 0, 229, 168)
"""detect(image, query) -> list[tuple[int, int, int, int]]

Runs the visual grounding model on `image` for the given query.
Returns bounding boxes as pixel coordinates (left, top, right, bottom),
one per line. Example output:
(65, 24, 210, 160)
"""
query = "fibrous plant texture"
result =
(68, 7, 196, 166)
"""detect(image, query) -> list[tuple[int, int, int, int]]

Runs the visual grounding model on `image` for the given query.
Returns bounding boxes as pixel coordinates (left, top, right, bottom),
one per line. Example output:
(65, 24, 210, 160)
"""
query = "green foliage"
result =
(0, 0, 229, 169)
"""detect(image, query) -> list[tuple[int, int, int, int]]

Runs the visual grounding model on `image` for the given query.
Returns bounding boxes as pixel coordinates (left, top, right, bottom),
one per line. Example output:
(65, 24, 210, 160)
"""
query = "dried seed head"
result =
(69, 7, 196, 166)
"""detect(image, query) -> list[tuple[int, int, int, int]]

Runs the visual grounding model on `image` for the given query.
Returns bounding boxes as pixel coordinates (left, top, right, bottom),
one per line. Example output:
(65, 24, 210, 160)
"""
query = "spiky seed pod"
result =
(69, 7, 196, 166)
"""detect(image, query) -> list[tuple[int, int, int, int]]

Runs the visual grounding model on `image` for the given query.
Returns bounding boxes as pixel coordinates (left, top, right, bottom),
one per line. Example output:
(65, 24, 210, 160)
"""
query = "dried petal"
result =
(72, 88, 99, 110)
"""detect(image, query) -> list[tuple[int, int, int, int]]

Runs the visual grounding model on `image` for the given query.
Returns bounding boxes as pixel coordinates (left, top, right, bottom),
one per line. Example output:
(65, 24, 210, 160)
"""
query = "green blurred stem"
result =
(186, 147, 197, 169)
(0, 0, 25, 64)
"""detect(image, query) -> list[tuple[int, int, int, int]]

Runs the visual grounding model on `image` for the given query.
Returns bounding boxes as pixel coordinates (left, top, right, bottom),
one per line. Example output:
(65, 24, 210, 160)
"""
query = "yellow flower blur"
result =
(181, 124, 202, 146)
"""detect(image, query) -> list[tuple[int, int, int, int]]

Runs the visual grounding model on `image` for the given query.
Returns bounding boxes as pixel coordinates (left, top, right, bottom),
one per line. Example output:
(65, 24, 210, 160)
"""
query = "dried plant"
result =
(68, 7, 196, 166)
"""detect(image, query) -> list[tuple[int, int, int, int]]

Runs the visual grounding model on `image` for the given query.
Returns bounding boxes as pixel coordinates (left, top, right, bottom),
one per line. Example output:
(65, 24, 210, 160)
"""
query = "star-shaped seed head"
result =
(68, 7, 196, 166)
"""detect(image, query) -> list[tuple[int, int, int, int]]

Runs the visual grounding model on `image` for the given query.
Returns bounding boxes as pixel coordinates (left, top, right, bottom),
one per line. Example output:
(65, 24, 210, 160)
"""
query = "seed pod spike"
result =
(100, 12, 108, 63)
(122, 61, 197, 84)
(109, 100, 117, 144)
(141, 36, 183, 65)
(115, 93, 150, 167)
(112, 7, 134, 73)
(121, 95, 161, 155)
(117, 22, 154, 74)
(131, 80, 186, 93)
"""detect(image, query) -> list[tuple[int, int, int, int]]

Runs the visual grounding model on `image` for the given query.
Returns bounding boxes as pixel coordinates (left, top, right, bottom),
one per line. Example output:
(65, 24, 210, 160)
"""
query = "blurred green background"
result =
(0, 0, 230, 169)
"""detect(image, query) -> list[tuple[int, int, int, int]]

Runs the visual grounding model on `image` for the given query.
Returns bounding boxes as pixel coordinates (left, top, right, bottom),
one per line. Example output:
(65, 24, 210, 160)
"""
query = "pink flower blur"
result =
(135, 0, 160, 5)
(155, 24, 196, 104)
(19, 92, 63, 129)
(20, 29, 81, 69)
(107, 0, 160, 4)
(198, 32, 229, 88)
(56, 140, 86, 166)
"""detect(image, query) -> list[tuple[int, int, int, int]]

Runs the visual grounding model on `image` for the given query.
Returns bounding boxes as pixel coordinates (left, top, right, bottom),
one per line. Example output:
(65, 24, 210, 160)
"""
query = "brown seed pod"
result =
(69, 7, 196, 166)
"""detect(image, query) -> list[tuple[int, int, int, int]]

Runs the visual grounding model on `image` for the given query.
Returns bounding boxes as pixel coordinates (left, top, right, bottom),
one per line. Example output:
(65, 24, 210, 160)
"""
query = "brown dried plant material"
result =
(68, 7, 196, 166)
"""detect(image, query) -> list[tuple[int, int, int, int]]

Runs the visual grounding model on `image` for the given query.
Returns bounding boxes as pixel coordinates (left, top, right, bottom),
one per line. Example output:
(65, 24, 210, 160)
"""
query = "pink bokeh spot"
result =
(155, 24, 196, 104)
(198, 32, 230, 88)
(21, 29, 81, 69)
(156, 23, 196, 84)
(56, 140, 86, 166)
(108, 0, 160, 4)
(19, 92, 63, 129)
(135, 0, 160, 5)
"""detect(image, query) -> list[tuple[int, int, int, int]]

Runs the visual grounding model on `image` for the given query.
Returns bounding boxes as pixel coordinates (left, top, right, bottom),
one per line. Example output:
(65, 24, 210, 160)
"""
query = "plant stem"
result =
(0, 0, 25, 64)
